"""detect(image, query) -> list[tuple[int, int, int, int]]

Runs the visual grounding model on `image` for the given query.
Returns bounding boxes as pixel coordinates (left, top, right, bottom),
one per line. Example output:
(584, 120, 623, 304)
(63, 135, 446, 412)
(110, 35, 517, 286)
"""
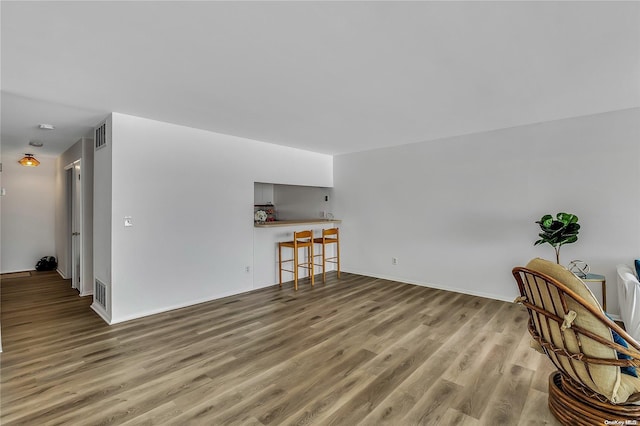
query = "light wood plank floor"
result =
(1, 271, 561, 425)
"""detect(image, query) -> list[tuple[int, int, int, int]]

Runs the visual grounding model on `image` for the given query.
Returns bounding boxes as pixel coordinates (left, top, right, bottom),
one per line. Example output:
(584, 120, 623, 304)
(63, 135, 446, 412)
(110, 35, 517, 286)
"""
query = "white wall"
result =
(93, 116, 113, 321)
(334, 108, 640, 316)
(104, 113, 332, 323)
(1, 156, 57, 273)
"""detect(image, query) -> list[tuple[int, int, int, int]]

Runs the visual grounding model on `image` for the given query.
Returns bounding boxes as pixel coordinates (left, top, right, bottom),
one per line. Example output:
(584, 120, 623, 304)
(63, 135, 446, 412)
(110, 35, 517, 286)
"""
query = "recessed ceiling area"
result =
(1, 1, 639, 157)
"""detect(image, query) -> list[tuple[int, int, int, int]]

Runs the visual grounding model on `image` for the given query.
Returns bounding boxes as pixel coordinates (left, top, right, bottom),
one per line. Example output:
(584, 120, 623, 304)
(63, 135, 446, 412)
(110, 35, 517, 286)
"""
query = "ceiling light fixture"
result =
(38, 124, 55, 130)
(29, 140, 44, 147)
(19, 154, 40, 167)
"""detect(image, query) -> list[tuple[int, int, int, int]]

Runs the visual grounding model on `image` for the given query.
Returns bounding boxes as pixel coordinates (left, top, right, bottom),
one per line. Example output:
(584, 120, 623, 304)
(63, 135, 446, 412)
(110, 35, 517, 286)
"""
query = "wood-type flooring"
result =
(0, 270, 560, 425)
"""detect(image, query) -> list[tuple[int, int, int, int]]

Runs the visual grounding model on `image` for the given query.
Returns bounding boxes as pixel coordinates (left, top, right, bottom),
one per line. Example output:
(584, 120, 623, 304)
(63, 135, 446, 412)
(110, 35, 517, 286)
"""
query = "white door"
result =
(71, 160, 82, 291)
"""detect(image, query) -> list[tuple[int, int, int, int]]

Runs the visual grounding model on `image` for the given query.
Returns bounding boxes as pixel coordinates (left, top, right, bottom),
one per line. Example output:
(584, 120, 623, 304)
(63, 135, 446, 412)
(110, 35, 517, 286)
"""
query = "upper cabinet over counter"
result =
(254, 182, 335, 225)
(254, 182, 275, 205)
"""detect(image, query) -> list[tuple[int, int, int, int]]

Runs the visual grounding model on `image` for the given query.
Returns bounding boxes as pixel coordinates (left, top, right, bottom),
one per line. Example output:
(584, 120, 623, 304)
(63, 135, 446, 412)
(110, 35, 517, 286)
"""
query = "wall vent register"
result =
(95, 279, 108, 310)
(95, 122, 107, 150)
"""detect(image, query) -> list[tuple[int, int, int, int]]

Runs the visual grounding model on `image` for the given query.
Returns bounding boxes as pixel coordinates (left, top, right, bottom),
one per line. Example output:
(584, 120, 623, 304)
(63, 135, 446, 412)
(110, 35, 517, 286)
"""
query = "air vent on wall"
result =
(95, 122, 107, 151)
(95, 279, 109, 310)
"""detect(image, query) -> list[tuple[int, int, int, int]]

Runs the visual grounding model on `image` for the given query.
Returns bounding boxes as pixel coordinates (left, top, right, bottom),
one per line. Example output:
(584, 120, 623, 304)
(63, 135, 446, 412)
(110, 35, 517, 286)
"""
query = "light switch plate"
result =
(124, 216, 133, 227)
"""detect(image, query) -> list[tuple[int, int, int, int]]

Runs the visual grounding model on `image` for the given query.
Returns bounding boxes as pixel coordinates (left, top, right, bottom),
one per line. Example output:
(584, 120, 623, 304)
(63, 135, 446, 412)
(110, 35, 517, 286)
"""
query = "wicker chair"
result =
(513, 258, 640, 425)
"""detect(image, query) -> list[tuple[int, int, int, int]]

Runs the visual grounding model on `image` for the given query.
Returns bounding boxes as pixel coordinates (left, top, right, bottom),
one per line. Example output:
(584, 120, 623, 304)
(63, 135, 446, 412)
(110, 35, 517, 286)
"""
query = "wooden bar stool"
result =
(313, 227, 340, 282)
(278, 230, 314, 290)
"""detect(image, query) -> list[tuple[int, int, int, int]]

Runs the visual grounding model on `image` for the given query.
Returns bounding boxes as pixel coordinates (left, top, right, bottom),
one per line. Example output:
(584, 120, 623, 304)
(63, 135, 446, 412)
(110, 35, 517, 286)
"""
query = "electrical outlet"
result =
(245, 266, 251, 273)
(392, 257, 398, 265)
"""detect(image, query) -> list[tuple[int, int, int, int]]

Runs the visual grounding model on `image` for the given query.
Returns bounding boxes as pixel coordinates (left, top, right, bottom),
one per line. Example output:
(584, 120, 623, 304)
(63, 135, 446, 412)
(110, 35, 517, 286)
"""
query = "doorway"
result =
(65, 160, 82, 292)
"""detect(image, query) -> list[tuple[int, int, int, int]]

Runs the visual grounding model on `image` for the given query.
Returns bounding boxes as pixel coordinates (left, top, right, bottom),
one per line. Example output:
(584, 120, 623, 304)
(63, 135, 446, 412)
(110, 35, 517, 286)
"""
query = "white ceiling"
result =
(2, 1, 639, 158)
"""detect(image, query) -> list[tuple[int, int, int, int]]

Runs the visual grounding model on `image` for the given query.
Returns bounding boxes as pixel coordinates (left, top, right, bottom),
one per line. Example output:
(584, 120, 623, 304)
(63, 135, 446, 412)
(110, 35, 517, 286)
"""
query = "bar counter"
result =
(253, 219, 341, 289)
(254, 218, 342, 228)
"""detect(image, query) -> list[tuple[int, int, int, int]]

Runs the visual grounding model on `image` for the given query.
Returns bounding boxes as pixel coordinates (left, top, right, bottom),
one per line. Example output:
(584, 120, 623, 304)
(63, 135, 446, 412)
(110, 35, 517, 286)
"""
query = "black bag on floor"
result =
(35, 256, 57, 271)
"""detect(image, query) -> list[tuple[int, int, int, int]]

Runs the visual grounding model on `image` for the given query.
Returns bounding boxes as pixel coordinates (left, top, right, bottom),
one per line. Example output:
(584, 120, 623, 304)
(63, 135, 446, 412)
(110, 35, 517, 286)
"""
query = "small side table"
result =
(582, 273, 606, 311)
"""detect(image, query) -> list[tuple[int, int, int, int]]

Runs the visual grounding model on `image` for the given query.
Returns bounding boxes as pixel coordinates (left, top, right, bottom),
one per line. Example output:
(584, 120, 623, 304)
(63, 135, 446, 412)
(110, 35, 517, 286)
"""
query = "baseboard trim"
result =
(56, 268, 70, 279)
(91, 303, 112, 324)
(341, 268, 626, 318)
(108, 287, 254, 325)
(1, 269, 34, 276)
(341, 267, 516, 304)
(91, 268, 624, 326)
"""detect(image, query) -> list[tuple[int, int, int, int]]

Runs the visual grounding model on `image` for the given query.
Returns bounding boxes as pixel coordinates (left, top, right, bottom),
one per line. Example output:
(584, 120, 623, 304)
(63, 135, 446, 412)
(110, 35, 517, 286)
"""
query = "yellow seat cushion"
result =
(618, 374, 640, 404)
(525, 258, 628, 402)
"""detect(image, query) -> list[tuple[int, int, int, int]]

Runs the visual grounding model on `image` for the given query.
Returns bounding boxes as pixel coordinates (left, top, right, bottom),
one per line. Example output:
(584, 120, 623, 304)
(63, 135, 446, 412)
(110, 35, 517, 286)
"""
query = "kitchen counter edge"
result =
(254, 219, 342, 228)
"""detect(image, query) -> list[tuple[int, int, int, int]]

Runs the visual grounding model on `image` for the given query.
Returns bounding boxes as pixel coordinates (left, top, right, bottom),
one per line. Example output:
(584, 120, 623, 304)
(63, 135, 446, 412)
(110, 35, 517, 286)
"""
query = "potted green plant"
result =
(534, 212, 580, 264)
